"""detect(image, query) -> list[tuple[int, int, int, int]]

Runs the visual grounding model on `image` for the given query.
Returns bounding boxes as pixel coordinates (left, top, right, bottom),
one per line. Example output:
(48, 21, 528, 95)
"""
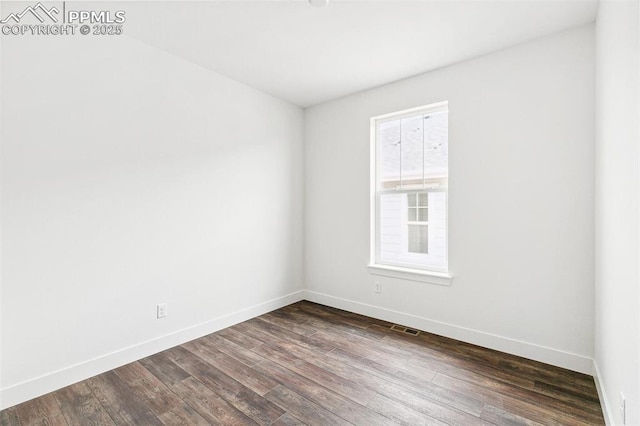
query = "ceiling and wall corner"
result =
(120, 0, 599, 107)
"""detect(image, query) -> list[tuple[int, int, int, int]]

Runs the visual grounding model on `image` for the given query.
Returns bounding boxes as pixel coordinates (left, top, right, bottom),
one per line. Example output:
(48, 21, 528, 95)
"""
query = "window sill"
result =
(367, 264, 452, 286)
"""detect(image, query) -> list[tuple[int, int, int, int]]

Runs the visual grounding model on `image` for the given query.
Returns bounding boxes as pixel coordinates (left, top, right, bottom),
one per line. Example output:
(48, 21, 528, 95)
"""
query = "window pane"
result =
(418, 192, 428, 207)
(408, 207, 417, 222)
(408, 224, 428, 254)
(423, 111, 448, 181)
(378, 120, 401, 189)
(418, 207, 428, 222)
(400, 115, 424, 187)
(407, 193, 417, 207)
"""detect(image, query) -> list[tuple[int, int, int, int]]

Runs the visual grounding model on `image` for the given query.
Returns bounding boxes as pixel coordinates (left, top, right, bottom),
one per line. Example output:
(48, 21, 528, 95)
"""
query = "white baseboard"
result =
(593, 360, 615, 425)
(0, 290, 304, 411)
(303, 290, 594, 375)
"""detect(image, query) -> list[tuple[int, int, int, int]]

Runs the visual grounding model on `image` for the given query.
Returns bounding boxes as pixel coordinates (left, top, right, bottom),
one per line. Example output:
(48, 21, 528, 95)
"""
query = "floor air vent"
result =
(390, 324, 421, 336)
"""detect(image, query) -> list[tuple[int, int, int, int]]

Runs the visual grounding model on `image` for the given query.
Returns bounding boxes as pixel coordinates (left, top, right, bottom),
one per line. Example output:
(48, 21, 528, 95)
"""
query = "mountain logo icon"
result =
(0, 3, 60, 24)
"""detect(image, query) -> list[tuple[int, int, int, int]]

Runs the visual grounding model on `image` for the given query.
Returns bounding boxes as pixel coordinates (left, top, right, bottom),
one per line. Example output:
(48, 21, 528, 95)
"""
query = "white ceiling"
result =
(123, 0, 598, 107)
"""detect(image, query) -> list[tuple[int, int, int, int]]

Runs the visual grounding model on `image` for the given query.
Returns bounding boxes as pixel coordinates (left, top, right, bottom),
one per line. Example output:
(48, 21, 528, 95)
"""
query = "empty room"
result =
(1, 0, 639, 424)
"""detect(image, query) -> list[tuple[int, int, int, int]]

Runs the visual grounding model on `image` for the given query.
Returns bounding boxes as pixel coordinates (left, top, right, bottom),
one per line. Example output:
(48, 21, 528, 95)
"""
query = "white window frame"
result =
(368, 102, 452, 286)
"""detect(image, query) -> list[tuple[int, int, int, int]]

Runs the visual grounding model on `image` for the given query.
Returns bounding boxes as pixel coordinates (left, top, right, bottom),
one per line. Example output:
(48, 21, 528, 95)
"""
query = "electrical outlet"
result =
(620, 393, 626, 424)
(374, 282, 382, 293)
(157, 303, 168, 319)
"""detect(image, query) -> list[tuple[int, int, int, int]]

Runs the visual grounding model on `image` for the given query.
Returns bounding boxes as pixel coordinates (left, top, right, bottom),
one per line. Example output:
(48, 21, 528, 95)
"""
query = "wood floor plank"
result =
(182, 337, 279, 396)
(407, 339, 538, 390)
(216, 325, 264, 350)
(413, 328, 596, 397)
(271, 412, 307, 426)
(87, 371, 162, 425)
(112, 362, 184, 417)
(291, 305, 392, 345)
(251, 342, 377, 406)
(258, 312, 318, 336)
(204, 333, 265, 367)
(313, 317, 391, 344)
(258, 338, 402, 394)
(248, 334, 394, 402)
(290, 308, 373, 337)
(480, 404, 545, 426)
(366, 393, 450, 426)
(245, 317, 336, 354)
(312, 345, 487, 419)
(53, 382, 115, 426)
(262, 335, 483, 426)
(380, 379, 490, 424)
(139, 351, 191, 386)
(491, 349, 596, 389)
(0, 407, 20, 426)
(171, 377, 257, 425)
(156, 402, 210, 426)
(273, 304, 321, 325)
(165, 346, 284, 426)
(253, 336, 413, 393)
(371, 323, 545, 394)
(234, 321, 325, 360)
(413, 331, 563, 395)
(313, 323, 413, 358)
(432, 372, 604, 425)
(326, 347, 439, 396)
(533, 379, 601, 409)
(13, 393, 67, 426)
(266, 306, 315, 324)
(295, 301, 393, 330)
(264, 385, 352, 426)
(312, 329, 439, 384)
(254, 359, 398, 425)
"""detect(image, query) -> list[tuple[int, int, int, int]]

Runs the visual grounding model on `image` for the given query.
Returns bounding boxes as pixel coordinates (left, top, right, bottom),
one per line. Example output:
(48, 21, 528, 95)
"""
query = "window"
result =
(370, 102, 449, 281)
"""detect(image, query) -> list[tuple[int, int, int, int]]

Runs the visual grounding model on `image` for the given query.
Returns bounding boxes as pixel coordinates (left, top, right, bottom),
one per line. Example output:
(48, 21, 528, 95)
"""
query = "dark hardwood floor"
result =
(0, 301, 604, 425)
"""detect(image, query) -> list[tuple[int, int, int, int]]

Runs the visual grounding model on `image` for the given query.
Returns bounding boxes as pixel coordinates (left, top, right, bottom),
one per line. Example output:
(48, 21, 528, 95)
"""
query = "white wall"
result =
(304, 25, 595, 373)
(0, 33, 304, 408)
(0, 1, 4, 413)
(594, 1, 640, 424)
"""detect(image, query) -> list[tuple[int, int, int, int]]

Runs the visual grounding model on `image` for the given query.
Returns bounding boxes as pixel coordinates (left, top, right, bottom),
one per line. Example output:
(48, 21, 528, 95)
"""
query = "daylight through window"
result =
(371, 102, 448, 273)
